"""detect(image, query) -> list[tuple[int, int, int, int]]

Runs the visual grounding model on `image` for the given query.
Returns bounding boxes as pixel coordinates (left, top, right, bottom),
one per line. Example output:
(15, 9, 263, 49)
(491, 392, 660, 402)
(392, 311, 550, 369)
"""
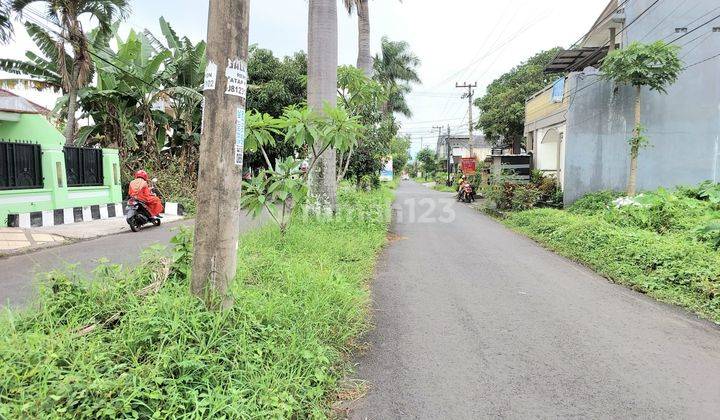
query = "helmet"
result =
(135, 170, 148, 181)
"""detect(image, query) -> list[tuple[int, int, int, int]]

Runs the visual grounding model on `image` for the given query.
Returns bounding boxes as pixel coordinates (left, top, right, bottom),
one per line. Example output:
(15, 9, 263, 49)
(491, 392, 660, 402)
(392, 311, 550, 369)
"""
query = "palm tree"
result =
(0, 21, 67, 92)
(9, 0, 129, 144)
(0, 1, 13, 43)
(373, 36, 420, 118)
(343, 0, 402, 77)
(342, 0, 371, 76)
(307, 0, 338, 215)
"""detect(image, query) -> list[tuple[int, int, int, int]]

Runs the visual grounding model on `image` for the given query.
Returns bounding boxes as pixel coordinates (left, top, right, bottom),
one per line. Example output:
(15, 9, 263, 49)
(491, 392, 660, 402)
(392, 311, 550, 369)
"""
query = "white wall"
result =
(533, 124, 566, 187)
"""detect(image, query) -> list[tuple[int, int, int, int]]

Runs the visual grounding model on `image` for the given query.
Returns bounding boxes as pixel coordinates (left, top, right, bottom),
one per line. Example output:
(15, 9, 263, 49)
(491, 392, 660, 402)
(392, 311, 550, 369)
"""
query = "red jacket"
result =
(128, 178, 164, 217)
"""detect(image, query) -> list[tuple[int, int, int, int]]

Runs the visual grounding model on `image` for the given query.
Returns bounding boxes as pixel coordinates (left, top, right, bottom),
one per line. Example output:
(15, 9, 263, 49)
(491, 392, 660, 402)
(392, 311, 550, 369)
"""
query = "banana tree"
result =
(143, 16, 206, 170)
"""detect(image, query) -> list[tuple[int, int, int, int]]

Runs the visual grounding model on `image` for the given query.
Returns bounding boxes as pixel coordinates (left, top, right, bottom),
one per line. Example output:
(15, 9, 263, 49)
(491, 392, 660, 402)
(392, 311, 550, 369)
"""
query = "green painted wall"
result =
(0, 114, 122, 225)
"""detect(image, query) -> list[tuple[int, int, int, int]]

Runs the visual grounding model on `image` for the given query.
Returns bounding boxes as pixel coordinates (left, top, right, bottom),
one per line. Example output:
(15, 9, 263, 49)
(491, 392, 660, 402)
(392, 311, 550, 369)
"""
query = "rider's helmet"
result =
(135, 170, 148, 181)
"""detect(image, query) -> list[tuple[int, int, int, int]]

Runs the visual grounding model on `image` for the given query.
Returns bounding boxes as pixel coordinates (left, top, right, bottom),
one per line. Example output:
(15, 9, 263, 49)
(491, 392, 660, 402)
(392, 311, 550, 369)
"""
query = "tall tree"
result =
(343, 0, 404, 76)
(0, 21, 67, 92)
(307, 0, 338, 215)
(601, 41, 682, 196)
(475, 48, 559, 153)
(9, 0, 129, 144)
(342, 0, 371, 75)
(373, 36, 420, 119)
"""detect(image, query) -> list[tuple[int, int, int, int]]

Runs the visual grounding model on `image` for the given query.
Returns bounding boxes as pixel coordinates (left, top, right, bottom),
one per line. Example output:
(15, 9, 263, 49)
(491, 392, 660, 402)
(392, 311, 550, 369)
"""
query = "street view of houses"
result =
(1, 0, 720, 418)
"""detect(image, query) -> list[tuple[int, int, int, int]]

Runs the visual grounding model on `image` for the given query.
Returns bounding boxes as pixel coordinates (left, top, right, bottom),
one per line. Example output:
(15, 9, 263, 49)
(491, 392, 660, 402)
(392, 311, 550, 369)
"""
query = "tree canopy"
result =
(475, 48, 560, 149)
(601, 41, 682, 93)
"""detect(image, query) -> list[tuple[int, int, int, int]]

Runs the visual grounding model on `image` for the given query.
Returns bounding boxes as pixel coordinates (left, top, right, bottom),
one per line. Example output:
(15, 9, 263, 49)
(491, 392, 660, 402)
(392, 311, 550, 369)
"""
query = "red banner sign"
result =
(461, 158, 477, 174)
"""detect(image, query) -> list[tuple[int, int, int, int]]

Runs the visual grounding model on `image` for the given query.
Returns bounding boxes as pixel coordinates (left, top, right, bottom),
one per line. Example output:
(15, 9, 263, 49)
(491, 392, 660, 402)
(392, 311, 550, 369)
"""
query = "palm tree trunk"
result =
(356, 0, 372, 76)
(308, 0, 338, 215)
(64, 65, 80, 145)
(627, 85, 641, 196)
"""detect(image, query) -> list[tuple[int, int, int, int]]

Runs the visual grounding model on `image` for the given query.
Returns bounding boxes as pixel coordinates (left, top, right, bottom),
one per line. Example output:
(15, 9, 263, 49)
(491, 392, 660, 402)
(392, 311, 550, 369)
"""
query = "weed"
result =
(0, 187, 394, 418)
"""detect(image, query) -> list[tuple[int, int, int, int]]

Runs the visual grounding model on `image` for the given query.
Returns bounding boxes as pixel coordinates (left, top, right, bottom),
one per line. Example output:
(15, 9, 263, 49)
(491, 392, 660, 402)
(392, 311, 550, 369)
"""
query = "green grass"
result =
(504, 208, 720, 323)
(432, 184, 457, 192)
(0, 186, 394, 418)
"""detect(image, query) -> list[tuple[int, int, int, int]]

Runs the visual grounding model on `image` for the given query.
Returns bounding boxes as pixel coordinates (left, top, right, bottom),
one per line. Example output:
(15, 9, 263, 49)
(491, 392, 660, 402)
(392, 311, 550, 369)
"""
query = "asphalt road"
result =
(349, 181, 720, 419)
(0, 215, 263, 308)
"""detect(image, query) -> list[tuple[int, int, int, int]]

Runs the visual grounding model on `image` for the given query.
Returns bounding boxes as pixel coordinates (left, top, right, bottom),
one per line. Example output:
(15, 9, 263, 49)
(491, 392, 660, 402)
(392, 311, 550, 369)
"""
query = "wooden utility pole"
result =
(456, 82, 477, 159)
(191, 0, 250, 309)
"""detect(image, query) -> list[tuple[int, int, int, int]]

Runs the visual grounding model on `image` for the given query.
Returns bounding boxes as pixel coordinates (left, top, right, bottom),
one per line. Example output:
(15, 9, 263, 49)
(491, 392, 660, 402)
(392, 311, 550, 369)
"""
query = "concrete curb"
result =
(7, 203, 124, 228)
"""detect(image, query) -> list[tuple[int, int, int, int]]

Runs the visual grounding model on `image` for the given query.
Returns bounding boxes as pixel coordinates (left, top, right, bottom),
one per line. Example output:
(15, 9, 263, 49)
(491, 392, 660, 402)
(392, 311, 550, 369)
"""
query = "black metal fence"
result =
(0, 141, 43, 190)
(64, 146, 104, 187)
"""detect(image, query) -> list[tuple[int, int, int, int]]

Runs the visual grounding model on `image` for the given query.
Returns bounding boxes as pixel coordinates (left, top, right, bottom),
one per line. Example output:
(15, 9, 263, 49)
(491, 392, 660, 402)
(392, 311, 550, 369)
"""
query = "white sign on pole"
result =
(225, 58, 248, 99)
(204, 61, 217, 91)
(235, 108, 245, 166)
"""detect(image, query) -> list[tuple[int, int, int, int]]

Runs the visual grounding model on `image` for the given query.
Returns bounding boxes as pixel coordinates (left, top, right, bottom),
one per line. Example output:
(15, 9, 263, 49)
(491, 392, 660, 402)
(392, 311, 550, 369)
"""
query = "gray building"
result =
(435, 134, 492, 163)
(525, 0, 720, 204)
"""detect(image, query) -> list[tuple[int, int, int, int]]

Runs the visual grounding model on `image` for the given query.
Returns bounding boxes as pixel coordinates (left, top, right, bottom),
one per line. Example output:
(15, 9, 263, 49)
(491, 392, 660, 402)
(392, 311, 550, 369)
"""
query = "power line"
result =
(668, 10, 720, 44)
(20, 7, 169, 91)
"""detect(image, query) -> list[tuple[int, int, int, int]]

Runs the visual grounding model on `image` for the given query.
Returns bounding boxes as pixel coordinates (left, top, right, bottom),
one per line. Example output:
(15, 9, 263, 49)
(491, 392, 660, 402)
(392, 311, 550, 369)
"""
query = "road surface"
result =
(350, 181, 720, 419)
(0, 215, 262, 308)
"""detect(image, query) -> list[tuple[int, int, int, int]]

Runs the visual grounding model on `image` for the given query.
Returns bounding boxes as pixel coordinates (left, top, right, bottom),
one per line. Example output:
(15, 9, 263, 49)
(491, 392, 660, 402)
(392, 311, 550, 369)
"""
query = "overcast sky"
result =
(1, 0, 610, 157)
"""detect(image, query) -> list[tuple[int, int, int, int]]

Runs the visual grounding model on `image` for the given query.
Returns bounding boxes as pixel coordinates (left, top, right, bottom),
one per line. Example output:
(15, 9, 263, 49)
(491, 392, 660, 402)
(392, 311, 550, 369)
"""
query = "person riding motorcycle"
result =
(128, 170, 163, 217)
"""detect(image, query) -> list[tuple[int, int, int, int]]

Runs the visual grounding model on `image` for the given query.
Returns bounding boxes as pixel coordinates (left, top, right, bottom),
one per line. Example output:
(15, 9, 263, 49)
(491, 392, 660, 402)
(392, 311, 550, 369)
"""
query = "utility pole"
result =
(191, 0, 250, 309)
(432, 125, 444, 180)
(456, 82, 477, 159)
(446, 125, 452, 185)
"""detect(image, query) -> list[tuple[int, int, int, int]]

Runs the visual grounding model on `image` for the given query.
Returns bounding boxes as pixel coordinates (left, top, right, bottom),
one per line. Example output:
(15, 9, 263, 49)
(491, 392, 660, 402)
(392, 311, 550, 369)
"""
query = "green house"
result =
(0, 90, 122, 227)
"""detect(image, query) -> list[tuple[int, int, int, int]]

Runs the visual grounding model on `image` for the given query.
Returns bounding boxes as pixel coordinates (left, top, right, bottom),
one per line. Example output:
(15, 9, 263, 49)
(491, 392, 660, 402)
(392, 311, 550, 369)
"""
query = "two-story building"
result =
(435, 134, 492, 173)
(525, 0, 720, 203)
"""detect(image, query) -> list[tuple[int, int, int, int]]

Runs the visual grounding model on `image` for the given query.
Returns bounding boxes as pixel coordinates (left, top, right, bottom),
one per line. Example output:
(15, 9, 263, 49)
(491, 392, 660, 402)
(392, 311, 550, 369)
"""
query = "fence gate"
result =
(64, 146, 104, 187)
(0, 141, 43, 190)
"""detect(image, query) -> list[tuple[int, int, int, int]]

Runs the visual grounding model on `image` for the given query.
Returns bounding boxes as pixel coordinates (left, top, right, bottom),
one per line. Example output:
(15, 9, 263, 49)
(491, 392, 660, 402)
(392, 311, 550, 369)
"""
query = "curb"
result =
(7, 203, 124, 228)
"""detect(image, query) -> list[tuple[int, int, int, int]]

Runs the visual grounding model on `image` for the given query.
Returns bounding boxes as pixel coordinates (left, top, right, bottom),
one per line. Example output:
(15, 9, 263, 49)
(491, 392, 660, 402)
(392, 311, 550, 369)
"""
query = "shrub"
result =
(0, 186, 394, 418)
(697, 221, 720, 250)
(510, 184, 542, 211)
(568, 190, 623, 215)
(505, 209, 720, 322)
(357, 174, 380, 191)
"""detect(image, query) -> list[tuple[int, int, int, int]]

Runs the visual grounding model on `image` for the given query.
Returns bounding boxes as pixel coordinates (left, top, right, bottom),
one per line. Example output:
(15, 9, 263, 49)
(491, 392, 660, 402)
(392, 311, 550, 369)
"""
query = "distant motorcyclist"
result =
(128, 170, 164, 217)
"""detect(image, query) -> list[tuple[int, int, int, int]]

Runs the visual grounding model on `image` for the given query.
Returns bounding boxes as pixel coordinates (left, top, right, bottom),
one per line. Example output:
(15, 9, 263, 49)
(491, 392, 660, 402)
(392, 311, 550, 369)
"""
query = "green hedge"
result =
(0, 186, 394, 418)
(505, 209, 720, 322)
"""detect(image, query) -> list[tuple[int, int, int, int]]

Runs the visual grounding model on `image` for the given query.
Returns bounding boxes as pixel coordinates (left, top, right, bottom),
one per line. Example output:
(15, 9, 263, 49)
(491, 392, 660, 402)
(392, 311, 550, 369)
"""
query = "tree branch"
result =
(337, 145, 354, 182)
(259, 144, 273, 169)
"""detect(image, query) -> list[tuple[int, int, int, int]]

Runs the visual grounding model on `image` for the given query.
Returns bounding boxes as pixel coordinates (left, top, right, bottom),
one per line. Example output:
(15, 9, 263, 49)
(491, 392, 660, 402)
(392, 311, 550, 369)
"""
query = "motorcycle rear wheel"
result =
(130, 220, 141, 232)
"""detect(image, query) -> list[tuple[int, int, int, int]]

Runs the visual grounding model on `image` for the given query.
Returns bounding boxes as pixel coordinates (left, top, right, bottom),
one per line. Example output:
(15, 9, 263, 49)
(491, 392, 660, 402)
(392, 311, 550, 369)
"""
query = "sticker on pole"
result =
(203, 61, 217, 91)
(235, 107, 245, 166)
(225, 58, 248, 98)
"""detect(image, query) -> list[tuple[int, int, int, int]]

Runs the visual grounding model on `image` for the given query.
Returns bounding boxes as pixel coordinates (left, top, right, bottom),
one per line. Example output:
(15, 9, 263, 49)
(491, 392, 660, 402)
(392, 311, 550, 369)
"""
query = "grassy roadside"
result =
(432, 184, 456, 192)
(504, 208, 720, 323)
(0, 186, 394, 418)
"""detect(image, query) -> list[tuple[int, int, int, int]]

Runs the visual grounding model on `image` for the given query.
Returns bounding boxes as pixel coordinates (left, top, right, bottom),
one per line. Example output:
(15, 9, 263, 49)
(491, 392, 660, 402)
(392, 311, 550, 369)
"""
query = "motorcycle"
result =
(457, 183, 476, 203)
(126, 178, 162, 232)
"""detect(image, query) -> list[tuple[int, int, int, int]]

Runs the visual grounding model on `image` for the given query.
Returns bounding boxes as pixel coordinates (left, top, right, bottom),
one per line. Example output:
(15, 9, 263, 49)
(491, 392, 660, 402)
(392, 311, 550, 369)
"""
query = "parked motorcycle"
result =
(126, 178, 162, 232)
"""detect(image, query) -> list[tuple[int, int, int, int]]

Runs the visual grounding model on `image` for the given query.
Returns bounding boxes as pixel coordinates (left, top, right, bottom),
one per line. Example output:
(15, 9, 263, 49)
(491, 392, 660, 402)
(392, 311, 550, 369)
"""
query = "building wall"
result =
(563, 0, 720, 204)
(0, 114, 122, 224)
(525, 82, 569, 127)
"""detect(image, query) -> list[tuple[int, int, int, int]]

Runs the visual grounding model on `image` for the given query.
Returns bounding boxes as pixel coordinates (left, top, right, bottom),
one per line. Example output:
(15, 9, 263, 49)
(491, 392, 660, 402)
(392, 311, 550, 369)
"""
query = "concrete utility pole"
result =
(191, 0, 250, 309)
(456, 82, 477, 159)
(432, 124, 443, 175)
(446, 125, 452, 185)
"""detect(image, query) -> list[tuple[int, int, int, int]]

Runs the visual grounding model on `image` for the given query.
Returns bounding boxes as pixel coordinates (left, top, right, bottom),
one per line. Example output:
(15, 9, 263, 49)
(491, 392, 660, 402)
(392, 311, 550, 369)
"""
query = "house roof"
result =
(0, 89, 52, 115)
(543, 47, 609, 73)
(436, 134, 491, 155)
